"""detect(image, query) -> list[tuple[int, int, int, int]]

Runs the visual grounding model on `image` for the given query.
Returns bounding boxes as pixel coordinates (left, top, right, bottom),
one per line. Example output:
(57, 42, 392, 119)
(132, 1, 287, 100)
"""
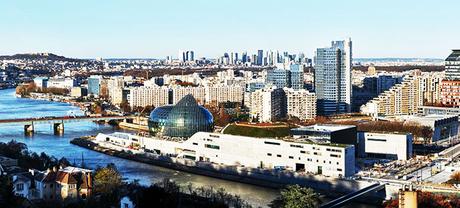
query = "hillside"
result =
(0, 53, 84, 62)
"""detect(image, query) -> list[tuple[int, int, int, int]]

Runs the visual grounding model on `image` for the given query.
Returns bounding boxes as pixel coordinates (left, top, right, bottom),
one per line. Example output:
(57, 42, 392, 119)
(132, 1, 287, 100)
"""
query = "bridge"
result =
(0, 115, 133, 134)
(320, 183, 387, 208)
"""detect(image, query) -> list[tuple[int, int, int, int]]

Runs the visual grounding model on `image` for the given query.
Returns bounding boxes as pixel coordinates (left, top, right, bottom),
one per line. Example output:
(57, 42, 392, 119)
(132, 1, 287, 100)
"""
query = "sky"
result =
(0, 0, 459, 59)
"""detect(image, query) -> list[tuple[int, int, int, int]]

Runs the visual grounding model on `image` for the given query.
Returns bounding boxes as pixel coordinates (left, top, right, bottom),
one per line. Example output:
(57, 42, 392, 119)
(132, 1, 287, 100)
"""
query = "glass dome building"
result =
(148, 94, 214, 137)
(148, 105, 174, 135)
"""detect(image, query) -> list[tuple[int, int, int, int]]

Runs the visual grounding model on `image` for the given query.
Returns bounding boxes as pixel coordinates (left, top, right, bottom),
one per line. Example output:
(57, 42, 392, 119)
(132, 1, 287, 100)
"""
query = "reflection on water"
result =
(0, 89, 279, 207)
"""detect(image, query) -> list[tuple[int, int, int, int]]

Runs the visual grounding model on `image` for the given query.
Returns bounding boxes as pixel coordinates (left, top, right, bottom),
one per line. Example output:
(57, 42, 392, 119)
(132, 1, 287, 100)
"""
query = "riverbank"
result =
(70, 136, 385, 206)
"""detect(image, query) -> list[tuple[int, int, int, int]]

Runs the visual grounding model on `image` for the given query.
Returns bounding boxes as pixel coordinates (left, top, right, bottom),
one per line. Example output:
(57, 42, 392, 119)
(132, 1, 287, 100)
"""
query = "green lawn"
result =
(223, 124, 291, 138)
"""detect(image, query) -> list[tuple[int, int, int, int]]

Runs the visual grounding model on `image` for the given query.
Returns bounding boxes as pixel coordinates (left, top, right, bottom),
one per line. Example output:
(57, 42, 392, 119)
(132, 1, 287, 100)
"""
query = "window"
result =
(264, 141, 280, 145)
(192, 142, 198, 145)
(337, 168, 343, 171)
(330, 154, 340, 158)
(290, 144, 303, 148)
(16, 183, 24, 191)
(367, 138, 387, 142)
(289, 156, 294, 159)
(205, 144, 220, 150)
(184, 155, 196, 160)
(300, 150, 306, 154)
(124, 203, 129, 208)
(277, 154, 282, 158)
(267, 153, 272, 156)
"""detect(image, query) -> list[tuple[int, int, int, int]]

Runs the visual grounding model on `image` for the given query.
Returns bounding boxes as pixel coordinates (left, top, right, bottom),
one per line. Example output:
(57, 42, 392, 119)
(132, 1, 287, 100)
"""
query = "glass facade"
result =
(88, 76, 102, 96)
(148, 105, 174, 135)
(148, 94, 213, 137)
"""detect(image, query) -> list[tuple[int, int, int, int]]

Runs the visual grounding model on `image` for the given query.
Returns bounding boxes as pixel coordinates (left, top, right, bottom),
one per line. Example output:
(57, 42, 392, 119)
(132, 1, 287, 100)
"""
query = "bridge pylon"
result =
(24, 123, 34, 135)
(53, 122, 64, 135)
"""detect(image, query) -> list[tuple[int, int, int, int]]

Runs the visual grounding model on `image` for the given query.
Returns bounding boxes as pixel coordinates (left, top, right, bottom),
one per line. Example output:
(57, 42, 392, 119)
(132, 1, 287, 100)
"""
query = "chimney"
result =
(53, 166, 57, 172)
(29, 169, 34, 176)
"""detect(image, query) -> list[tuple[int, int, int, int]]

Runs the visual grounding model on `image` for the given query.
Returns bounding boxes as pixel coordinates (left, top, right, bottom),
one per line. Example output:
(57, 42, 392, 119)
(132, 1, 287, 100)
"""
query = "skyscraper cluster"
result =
(178, 50, 195, 62)
(216, 50, 311, 66)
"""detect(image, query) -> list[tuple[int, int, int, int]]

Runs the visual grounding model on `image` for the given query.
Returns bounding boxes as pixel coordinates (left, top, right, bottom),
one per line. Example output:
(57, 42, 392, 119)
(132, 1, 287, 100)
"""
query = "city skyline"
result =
(1, 0, 459, 59)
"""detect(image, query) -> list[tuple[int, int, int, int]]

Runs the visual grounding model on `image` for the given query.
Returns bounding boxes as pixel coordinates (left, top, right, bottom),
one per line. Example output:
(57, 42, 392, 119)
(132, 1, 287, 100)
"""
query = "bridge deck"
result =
(320, 183, 386, 208)
(0, 116, 132, 125)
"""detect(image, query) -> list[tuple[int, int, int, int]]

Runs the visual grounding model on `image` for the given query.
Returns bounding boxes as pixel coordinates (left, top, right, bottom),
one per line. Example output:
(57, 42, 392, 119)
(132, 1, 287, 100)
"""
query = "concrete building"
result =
(249, 87, 287, 122)
(357, 132, 413, 160)
(70, 87, 87, 98)
(284, 88, 316, 121)
(47, 77, 76, 89)
(360, 73, 442, 118)
(205, 85, 244, 106)
(171, 86, 206, 105)
(127, 86, 169, 108)
(314, 39, 353, 115)
(33, 77, 48, 89)
(107, 76, 125, 104)
(96, 132, 356, 177)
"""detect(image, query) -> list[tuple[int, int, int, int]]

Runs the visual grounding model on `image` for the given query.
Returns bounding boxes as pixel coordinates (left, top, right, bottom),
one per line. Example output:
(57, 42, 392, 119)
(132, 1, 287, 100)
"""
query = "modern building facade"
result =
(266, 64, 304, 90)
(441, 50, 460, 107)
(314, 39, 353, 115)
(88, 75, 102, 96)
(96, 132, 356, 177)
(148, 94, 213, 138)
(291, 124, 357, 148)
(357, 132, 413, 160)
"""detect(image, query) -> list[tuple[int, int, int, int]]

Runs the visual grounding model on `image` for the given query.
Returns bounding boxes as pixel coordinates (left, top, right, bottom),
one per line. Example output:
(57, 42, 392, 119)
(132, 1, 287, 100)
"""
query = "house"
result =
(12, 166, 93, 201)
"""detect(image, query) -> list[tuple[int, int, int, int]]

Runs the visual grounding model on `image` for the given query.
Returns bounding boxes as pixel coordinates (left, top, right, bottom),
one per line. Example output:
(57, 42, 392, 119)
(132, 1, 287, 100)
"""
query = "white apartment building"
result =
(361, 73, 441, 118)
(107, 77, 125, 104)
(284, 88, 316, 121)
(205, 85, 244, 106)
(96, 132, 356, 177)
(357, 132, 413, 160)
(171, 86, 206, 105)
(249, 87, 286, 122)
(127, 86, 169, 108)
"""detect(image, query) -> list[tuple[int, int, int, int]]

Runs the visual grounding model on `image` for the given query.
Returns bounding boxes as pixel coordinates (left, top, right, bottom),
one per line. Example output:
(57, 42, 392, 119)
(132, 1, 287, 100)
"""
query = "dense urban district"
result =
(2, 41, 460, 208)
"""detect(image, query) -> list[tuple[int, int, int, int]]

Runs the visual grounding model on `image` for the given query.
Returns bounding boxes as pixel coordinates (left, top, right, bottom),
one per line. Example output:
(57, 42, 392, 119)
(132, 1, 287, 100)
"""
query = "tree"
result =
(450, 171, 460, 184)
(269, 185, 319, 208)
(93, 163, 123, 194)
(0, 176, 23, 207)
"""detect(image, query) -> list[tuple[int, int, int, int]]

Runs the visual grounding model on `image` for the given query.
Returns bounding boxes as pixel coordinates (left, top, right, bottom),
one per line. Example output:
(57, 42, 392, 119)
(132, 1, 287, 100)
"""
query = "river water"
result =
(0, 88, 278, 207)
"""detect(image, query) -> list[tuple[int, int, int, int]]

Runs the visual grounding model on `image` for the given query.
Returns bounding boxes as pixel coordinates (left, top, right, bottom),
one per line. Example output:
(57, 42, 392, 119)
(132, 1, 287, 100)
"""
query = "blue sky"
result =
(0, 0, 458, 59)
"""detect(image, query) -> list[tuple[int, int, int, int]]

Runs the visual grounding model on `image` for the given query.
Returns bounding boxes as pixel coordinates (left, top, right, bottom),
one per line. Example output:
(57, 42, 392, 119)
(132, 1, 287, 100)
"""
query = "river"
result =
(0, 89, 279, 207)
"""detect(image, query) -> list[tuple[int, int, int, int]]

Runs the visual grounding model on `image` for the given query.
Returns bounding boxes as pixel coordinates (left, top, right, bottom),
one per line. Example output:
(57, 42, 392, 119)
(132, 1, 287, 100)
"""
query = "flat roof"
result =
(403, 114, 457, 121)
(292, 124, 356, 133)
